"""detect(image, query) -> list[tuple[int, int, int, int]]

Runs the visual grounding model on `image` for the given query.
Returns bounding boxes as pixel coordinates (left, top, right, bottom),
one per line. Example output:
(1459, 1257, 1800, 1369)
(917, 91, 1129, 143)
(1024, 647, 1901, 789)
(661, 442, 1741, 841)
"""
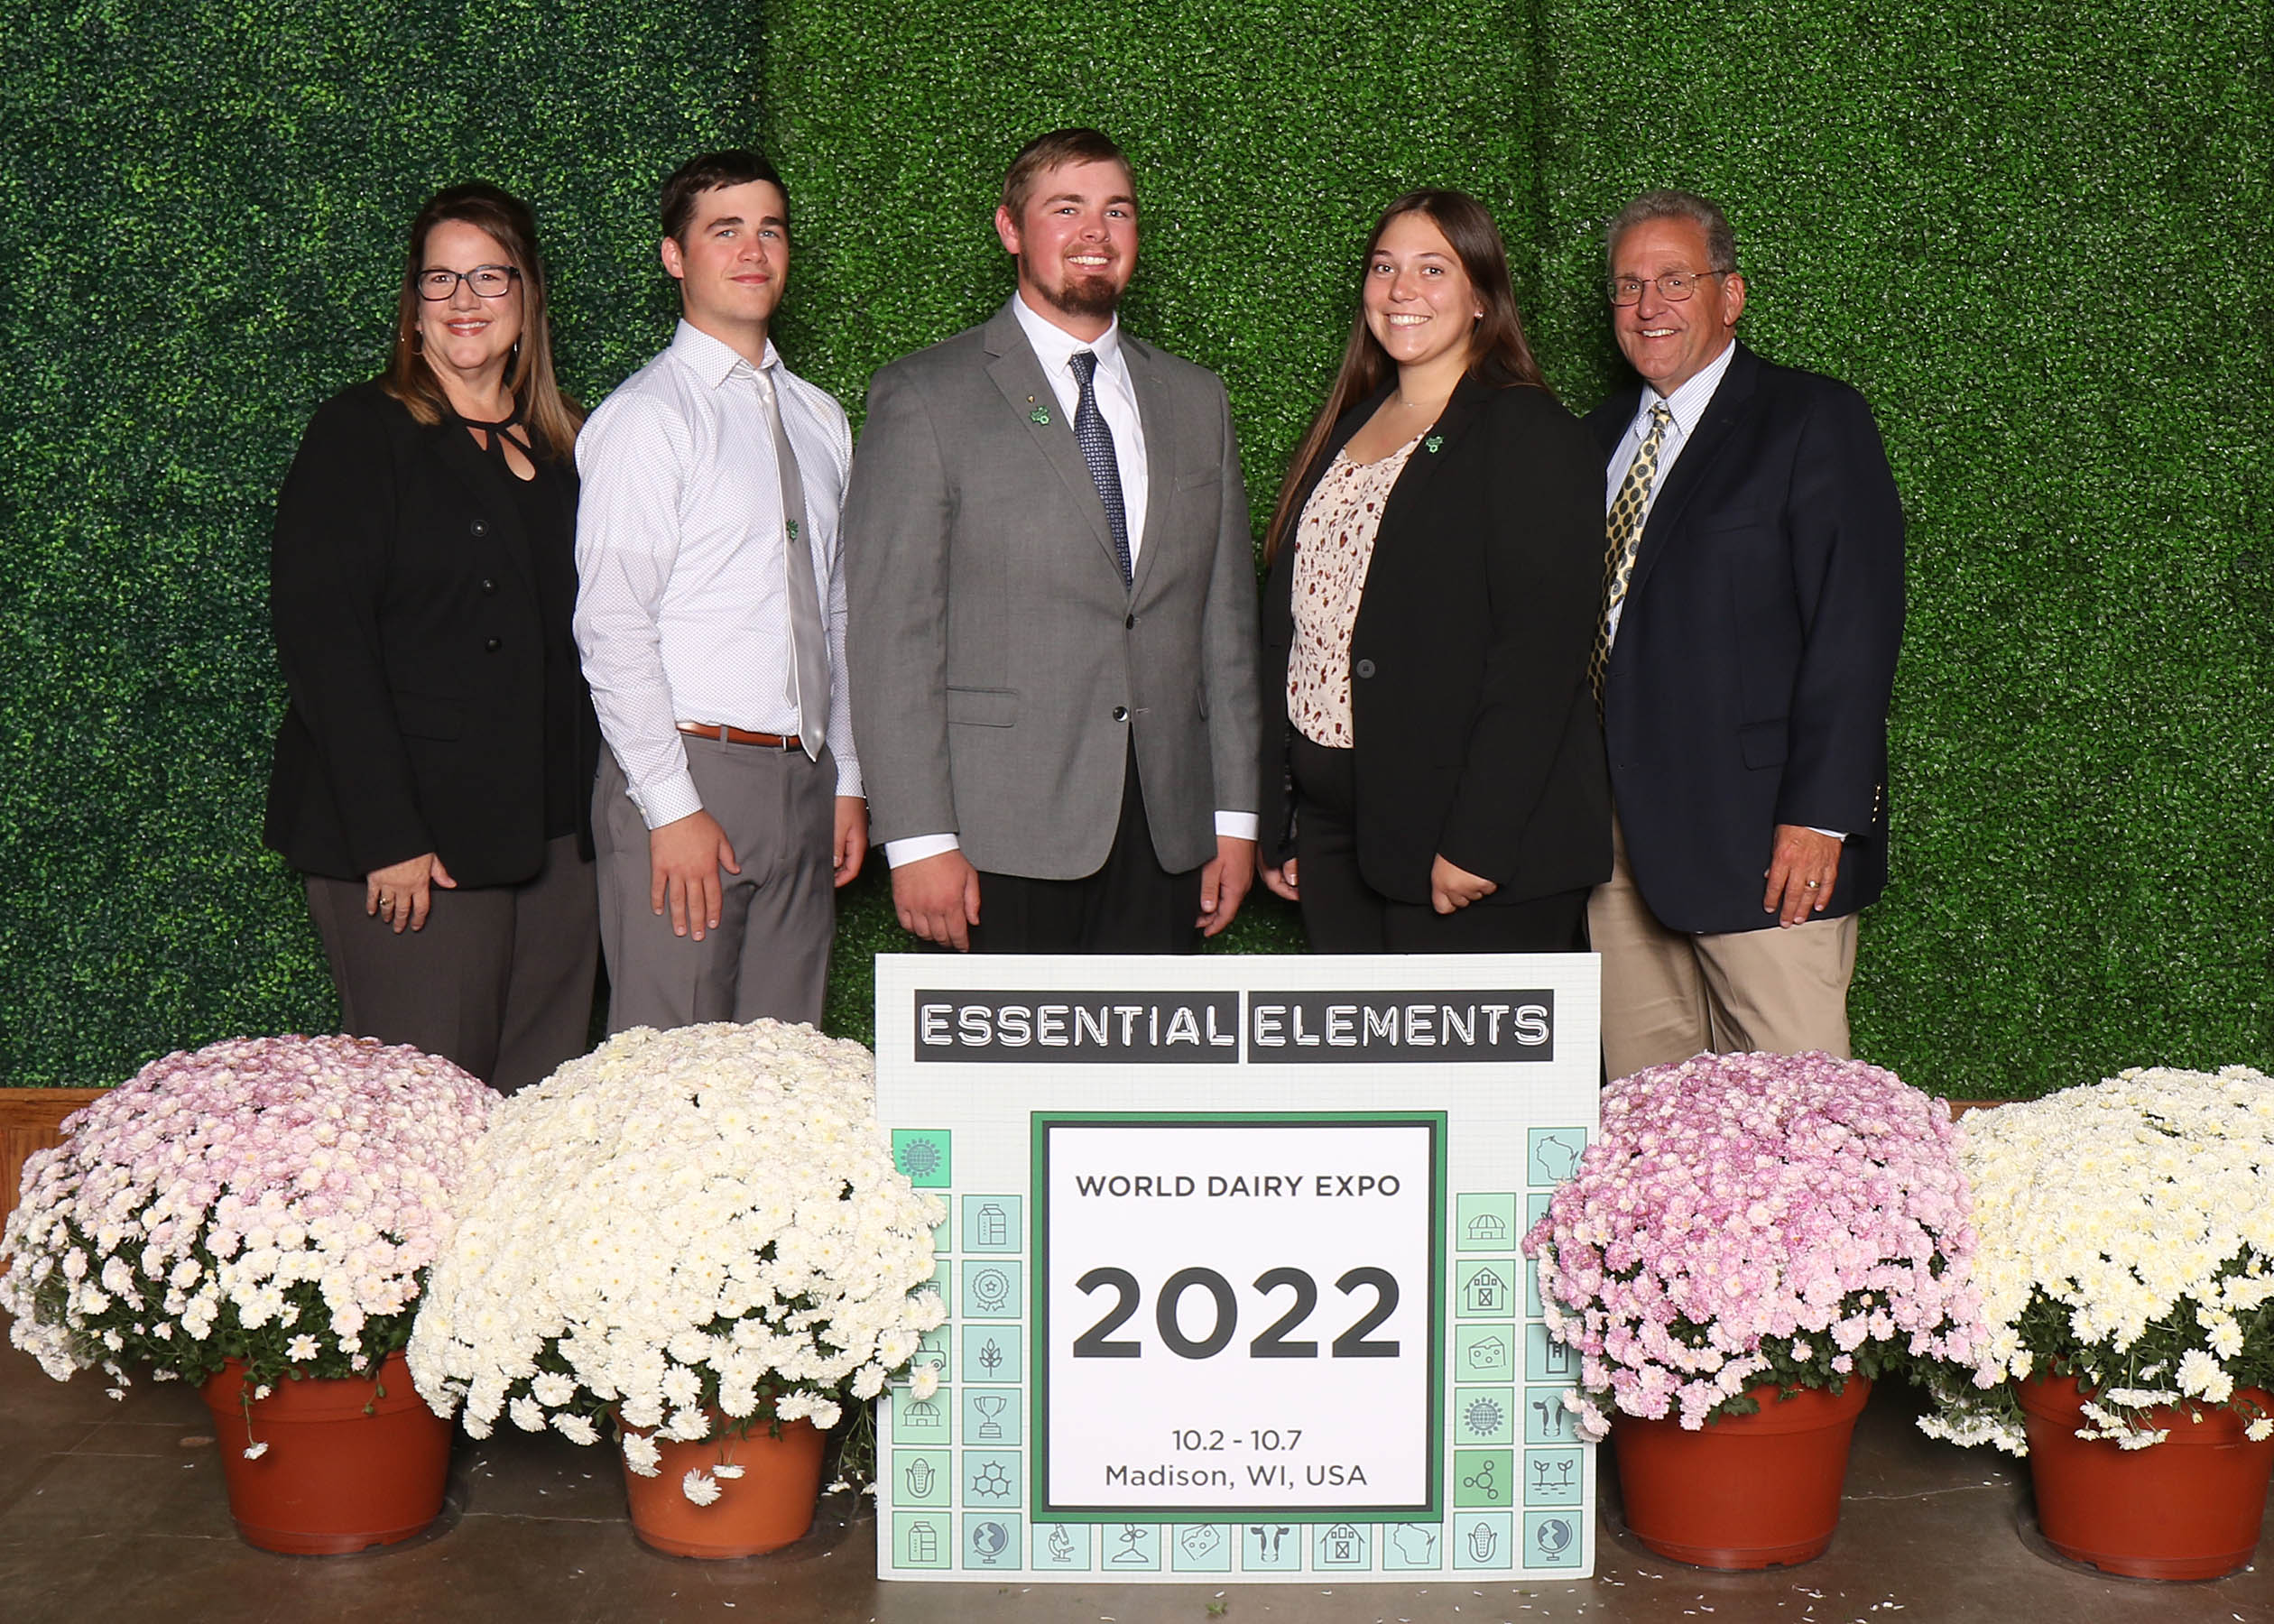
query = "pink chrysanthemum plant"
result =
(0, 1036, 494, 1427)
(1522, 1050, 1988, 1437)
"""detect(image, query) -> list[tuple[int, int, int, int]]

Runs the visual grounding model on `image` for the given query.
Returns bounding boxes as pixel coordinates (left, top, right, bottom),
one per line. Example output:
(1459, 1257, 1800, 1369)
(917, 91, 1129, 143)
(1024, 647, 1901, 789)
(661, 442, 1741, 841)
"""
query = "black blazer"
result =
(1261, 373, 1612, 908)
(263, 382, 596, 888)
(1585, 343, 1905, 934)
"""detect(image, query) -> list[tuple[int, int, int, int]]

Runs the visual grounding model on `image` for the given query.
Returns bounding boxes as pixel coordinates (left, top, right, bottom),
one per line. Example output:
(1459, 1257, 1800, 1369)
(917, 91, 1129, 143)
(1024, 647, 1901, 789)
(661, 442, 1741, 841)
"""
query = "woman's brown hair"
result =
(381, 182, 583, 456)
(1263, 189, 1548, 561)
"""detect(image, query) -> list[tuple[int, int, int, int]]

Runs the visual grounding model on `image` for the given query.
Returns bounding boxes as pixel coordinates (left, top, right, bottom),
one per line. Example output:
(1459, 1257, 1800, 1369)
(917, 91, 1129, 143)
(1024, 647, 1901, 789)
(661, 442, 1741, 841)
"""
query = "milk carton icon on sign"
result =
(975, 1202, 1010, 1248)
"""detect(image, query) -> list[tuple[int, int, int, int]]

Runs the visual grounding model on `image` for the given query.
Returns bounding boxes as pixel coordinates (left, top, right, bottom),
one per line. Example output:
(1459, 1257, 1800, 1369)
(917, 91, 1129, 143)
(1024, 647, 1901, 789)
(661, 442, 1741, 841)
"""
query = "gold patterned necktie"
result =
(1589, 401, 1675, 708)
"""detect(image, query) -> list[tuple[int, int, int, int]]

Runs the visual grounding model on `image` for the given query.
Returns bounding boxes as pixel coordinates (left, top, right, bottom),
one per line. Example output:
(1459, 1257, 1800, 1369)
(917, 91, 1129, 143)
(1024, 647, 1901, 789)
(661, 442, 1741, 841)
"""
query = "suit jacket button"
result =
(485, 637, 502, 652)
(1111, 705, 1129, 722)
(1354, 658, 1376, 678)
(480, 577, 497, 594)
(1124, 614, 1136, 630)
(471, 519, 487, 538)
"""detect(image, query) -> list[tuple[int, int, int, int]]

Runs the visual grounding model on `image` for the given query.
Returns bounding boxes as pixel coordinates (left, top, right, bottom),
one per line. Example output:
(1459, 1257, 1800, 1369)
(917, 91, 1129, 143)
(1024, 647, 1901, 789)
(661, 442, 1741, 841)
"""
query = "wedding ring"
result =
(1804, 880, 1820, 890)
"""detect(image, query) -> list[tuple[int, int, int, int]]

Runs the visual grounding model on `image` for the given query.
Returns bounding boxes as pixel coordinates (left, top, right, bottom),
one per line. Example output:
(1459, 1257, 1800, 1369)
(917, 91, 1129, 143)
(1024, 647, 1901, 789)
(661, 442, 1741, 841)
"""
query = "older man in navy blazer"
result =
(1585, 190, 1904, 1083)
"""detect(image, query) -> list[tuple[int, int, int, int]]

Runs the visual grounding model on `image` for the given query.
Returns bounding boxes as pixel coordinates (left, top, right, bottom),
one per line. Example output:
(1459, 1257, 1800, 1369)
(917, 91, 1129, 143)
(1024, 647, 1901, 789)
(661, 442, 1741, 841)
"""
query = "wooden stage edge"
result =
(0, 1085, 2010, 1233)
(1, 1090, 109, 1231)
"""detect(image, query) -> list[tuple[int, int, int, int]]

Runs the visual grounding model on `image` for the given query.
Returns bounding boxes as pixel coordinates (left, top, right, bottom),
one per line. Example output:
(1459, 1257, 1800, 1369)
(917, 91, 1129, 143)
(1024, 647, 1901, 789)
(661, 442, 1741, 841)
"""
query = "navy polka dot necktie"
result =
(1069, 349, 1133, 586)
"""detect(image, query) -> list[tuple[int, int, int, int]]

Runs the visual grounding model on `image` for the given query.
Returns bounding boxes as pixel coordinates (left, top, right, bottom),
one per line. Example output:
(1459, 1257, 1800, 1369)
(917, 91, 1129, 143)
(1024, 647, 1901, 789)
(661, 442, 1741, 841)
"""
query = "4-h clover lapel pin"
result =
(1029, 395, 1051, 427)
(1425, 434, 1445, 454)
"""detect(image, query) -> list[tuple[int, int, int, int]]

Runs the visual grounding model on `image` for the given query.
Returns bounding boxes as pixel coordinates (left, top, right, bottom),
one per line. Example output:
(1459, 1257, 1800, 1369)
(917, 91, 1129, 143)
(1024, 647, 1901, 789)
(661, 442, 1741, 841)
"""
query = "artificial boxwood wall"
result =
(2, 0, 2266, 1093)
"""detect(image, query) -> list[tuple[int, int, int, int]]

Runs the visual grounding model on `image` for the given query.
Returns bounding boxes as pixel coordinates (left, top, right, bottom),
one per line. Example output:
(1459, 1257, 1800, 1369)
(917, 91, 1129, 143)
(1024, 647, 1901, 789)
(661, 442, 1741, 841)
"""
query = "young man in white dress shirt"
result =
(574, 150, 866, 1030)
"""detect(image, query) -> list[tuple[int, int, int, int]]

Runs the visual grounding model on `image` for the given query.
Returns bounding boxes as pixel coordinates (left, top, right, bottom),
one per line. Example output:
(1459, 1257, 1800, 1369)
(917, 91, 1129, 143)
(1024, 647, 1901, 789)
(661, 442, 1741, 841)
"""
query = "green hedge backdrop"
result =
(3, 2, 2266, 1094)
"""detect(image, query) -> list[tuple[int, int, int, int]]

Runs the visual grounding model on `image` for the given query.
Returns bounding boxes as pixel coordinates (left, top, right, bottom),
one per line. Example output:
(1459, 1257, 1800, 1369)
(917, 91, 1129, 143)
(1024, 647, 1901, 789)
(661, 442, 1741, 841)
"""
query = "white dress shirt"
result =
(575, 320, 860, 831)
(883, 294, 1256, 869)
(1010, 292, 1150, 561)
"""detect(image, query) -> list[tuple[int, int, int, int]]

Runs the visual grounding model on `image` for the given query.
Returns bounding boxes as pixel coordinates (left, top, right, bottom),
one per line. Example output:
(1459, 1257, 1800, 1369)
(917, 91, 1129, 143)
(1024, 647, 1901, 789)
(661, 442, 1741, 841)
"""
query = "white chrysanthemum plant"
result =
(1916, 1065, 2274, 1454)
(407, 1021, 948, 1502)
(0, 1036, 495, 1452)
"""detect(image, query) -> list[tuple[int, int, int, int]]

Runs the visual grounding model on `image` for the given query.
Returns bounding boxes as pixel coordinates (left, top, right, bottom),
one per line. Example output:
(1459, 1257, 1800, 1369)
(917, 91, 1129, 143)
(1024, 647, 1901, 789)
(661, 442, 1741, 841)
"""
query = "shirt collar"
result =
(1636, 337, 1738, 438)
(669, 318, 781, 388)
(1011, 291, 1123, 380)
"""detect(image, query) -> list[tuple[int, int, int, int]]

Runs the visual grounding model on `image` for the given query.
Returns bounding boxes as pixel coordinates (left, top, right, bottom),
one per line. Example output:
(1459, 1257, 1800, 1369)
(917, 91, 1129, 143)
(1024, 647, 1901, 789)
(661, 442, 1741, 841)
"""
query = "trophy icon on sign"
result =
(974, 1392, 1009, 1440)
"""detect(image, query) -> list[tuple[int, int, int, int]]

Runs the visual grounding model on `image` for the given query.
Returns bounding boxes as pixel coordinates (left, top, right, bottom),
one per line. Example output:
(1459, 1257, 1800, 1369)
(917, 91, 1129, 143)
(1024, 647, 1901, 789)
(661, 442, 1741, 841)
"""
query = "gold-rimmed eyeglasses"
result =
(1606, 270, 1728, 306)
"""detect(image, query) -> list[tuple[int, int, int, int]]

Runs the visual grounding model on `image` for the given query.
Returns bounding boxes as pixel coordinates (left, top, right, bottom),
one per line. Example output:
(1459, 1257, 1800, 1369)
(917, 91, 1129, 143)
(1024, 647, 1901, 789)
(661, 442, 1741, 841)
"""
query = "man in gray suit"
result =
(845, 128, 1262, 954)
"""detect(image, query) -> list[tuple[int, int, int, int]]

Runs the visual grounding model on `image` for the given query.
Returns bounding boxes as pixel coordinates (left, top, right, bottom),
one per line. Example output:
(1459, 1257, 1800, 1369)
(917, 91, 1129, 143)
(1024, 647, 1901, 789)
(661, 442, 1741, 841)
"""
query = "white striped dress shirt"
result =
(1602, 337, 1735, 648)
(574, 320, 860, 830)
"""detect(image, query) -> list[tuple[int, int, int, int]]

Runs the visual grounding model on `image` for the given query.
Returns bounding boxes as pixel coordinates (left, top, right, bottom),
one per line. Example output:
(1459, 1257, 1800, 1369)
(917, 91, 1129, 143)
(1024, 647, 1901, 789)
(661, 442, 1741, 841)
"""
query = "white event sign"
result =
(872, 953, 1600, 1583)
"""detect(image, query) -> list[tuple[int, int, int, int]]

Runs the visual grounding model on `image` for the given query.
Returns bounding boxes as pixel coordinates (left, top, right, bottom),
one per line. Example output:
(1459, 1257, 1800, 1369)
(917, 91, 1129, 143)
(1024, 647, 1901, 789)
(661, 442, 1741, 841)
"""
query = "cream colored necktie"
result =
(1589, 402, 1674, 708)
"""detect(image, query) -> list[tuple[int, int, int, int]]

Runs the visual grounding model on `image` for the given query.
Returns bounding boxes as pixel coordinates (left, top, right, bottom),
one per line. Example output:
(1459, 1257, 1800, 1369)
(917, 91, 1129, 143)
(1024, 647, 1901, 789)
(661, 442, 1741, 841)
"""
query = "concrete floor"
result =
(2, 1342, 2266, 1624)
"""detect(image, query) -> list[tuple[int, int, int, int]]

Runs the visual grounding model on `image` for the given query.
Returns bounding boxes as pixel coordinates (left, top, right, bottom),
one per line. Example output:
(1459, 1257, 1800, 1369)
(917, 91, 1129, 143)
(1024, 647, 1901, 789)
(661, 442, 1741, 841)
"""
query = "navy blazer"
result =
(263, 382, 596, 888)
(1261, 373, 1611, 908)
(1586, 343, 1904, 934)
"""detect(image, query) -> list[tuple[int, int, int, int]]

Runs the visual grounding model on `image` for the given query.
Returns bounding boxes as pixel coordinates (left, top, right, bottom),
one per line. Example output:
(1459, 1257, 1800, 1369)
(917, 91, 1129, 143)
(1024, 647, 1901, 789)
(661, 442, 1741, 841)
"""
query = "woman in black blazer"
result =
(264, 182, 598, 1090)
(1258, 190, 1609, 952)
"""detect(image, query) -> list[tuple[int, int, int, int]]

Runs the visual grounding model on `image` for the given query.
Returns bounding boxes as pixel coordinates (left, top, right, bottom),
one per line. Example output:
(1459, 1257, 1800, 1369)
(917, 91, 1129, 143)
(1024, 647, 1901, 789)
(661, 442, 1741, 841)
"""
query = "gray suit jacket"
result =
(845, 300, 1262, 880)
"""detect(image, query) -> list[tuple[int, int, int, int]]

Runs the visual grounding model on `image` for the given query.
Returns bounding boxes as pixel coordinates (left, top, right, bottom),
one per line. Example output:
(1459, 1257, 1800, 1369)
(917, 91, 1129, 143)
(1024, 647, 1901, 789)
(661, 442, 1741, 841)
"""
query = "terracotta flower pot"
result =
(199, 1350, 453, 1555)
(621, 1417, 827, 1559)
(2018, 1372, 2274, 1580)
(1612, 1379, 1872, 1569)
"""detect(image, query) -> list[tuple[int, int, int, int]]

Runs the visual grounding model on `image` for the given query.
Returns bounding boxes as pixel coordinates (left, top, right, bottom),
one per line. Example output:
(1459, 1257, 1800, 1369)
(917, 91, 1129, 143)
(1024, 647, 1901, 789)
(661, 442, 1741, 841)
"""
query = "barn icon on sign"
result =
(1462, 1267, 1510, 1315)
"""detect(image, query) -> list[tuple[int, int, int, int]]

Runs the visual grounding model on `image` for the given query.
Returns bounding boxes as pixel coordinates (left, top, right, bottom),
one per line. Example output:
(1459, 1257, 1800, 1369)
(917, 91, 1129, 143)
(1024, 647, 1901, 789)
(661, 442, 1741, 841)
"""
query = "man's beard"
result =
(1030, 263, 1123, 321)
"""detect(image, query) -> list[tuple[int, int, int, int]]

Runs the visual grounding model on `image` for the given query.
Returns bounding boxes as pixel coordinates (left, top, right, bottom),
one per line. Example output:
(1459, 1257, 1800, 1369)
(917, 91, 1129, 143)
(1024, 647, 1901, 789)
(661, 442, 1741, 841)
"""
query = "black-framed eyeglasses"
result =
(1606, 270, 1728, 306)
(416, 264, 521, 301)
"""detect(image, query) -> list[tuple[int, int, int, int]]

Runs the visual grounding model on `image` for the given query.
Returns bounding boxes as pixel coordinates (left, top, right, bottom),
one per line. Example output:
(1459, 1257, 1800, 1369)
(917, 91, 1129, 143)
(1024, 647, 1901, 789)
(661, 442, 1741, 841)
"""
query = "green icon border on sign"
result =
(893, 1129, 953, 1187)
(1454, 1193, 1519, 1251)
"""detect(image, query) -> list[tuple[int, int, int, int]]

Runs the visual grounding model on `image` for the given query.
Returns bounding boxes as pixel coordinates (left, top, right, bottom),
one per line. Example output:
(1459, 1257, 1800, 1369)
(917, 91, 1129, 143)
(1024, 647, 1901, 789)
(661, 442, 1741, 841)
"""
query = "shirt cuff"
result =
(1807, 827, 1846, 842)
(1216, 811, 1260, 842)
(885, 833, 961, 867)
(633, 770, 704, 832)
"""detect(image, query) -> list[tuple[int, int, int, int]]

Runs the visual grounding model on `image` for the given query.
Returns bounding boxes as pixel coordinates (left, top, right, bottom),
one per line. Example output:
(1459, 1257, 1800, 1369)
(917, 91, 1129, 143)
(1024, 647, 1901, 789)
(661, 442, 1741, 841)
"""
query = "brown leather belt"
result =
(677, 721, 802, 751)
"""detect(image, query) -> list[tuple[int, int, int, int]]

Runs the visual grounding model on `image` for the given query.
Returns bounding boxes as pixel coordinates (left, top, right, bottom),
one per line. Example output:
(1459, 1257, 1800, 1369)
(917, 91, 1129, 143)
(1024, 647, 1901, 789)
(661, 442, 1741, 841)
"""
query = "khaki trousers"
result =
(1587, 816, 1858, 1084)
